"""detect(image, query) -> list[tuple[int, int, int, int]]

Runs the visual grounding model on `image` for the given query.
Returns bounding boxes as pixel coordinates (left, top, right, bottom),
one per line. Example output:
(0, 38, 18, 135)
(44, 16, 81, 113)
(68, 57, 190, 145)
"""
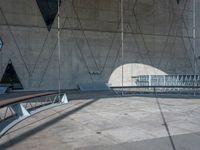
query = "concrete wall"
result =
(0, 0, 200, 90)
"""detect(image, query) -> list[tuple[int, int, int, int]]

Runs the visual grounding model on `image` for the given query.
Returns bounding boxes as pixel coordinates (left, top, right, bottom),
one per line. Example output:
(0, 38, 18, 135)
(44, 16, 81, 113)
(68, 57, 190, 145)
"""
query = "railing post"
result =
(149, 75, 151, 86)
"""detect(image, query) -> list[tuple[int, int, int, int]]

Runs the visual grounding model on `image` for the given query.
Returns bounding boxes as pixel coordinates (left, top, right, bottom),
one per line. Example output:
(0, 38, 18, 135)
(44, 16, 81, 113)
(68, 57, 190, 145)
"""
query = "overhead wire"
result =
(130, 0, 157, 75)
(72, 0, 101, 73)
(181, 0, 200, 73)
(121, 0, 124, 94)
(127, 0, 149, 75)
(135, 0, 158, 76)
(111, 0, 153, 78)
(0, 5, 31, 76)
(99, 18, 121, 74)
(157, 0, 188, 70)
(165, 10, 184, 70)
(70, 0, 124, 77)
(58, 0, 61, 99)
(156, 0, 179, 69)
(178, 4, 195, 70)
(165, 0, 189, 71)
(193, 0, 197, 77)
(131, 0, 153, 64)
(110, 0, 125, 76)
(31, 32, 49, 75)
(39, 1, 70, 87)
(65, 6, 94, 81)
(39, 0, 94, 87)
(110, 0, 123, 72)
(181, 23, 194, 71)
(111, 0, 135, 72)
(182, 17, 198, 70)
(98, 0, 130, 75)
(157, 0, 194, 74)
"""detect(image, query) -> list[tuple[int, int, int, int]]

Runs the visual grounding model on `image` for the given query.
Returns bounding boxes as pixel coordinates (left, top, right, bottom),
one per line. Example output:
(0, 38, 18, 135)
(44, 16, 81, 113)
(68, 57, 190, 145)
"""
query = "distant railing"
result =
(111, 86, 200, 96)
(0, 92, 68, 137)
(133, 75, 200, 86)
(111, 75, 200, 95)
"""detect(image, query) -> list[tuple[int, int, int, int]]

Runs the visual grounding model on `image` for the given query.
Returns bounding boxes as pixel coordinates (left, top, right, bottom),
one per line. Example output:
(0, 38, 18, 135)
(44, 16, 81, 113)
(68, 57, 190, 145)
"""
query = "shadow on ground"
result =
(0, 98, 100, 149)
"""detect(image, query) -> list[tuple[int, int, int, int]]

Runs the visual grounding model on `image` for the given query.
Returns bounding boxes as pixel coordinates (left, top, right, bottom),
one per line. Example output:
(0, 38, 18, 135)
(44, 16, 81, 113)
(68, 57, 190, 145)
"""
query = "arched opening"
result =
(109, 63, 167, 87)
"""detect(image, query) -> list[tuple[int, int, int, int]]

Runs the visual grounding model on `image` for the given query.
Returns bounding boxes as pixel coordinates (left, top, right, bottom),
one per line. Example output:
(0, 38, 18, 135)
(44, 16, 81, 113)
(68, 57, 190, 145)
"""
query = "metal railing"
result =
(0, 92, 68, 137)
(112, 74, 200, 95)
(111, 86, 200, 96)
(133, 75, 200, 86)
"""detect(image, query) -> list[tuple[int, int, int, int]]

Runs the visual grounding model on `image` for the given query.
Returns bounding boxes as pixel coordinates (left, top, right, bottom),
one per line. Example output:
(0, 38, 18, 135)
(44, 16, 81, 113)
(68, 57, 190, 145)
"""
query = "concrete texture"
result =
(0, 0, 200, 90)
(1, 91, 200, 150)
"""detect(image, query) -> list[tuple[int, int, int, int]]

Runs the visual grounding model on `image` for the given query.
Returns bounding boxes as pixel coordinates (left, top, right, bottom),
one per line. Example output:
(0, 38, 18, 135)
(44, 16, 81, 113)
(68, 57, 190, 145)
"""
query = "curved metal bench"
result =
(0, 92, 68, 137)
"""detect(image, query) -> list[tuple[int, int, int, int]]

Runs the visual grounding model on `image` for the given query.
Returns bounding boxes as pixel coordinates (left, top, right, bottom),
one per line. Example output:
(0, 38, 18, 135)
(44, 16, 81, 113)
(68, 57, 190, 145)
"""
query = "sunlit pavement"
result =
(1, 92, 200, 150)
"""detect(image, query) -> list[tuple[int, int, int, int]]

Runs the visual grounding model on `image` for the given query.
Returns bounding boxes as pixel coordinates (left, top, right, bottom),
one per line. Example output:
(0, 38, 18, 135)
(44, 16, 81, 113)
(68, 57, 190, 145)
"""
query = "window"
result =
(0, 60, 23, 89)
(36, 0, 59, 31)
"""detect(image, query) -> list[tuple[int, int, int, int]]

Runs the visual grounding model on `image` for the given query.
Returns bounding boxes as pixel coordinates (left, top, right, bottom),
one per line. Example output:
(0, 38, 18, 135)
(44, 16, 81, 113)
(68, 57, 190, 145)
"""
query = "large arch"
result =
(108, 63, 167, 86)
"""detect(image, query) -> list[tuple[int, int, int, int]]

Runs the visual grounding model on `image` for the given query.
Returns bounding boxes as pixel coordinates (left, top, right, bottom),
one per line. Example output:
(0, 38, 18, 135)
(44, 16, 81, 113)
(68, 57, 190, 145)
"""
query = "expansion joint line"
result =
(154, 88, 177, 150)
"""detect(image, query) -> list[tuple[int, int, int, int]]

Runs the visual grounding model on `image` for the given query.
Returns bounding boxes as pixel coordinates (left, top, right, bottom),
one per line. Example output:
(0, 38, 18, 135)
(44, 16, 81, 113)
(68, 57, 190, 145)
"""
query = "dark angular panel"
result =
(36, 0, 61, 31)
(0, 60, 23, 89)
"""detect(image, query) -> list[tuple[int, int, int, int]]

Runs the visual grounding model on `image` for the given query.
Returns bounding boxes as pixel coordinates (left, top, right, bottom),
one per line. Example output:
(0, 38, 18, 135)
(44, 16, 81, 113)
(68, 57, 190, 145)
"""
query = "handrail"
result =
(0, 92, 62, 109)
(0, 92, 68, 137)
(133, 75, 200, 87)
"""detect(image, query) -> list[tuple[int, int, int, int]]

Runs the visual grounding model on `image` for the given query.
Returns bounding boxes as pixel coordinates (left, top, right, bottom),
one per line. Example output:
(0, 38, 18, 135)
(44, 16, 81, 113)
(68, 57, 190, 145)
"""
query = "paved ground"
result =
(1, 92, 200, 150)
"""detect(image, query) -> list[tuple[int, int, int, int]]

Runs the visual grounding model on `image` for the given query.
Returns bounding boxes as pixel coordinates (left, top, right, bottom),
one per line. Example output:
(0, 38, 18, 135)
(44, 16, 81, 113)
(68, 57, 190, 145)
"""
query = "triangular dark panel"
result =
(36, 0, 61, 31)
(0, 60, 23, 90)
(177, 0, 180, 4)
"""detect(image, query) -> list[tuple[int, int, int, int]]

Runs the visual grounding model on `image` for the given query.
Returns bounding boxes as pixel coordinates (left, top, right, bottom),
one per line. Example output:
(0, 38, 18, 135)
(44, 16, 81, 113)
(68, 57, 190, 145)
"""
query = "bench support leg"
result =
(11, 104, 30, 117)
(61, 94, 68, 104)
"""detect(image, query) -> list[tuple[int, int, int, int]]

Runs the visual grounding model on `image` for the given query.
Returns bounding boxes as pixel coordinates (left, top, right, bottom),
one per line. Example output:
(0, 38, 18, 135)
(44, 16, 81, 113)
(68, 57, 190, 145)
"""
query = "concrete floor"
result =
(1, 92, 200, 150)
